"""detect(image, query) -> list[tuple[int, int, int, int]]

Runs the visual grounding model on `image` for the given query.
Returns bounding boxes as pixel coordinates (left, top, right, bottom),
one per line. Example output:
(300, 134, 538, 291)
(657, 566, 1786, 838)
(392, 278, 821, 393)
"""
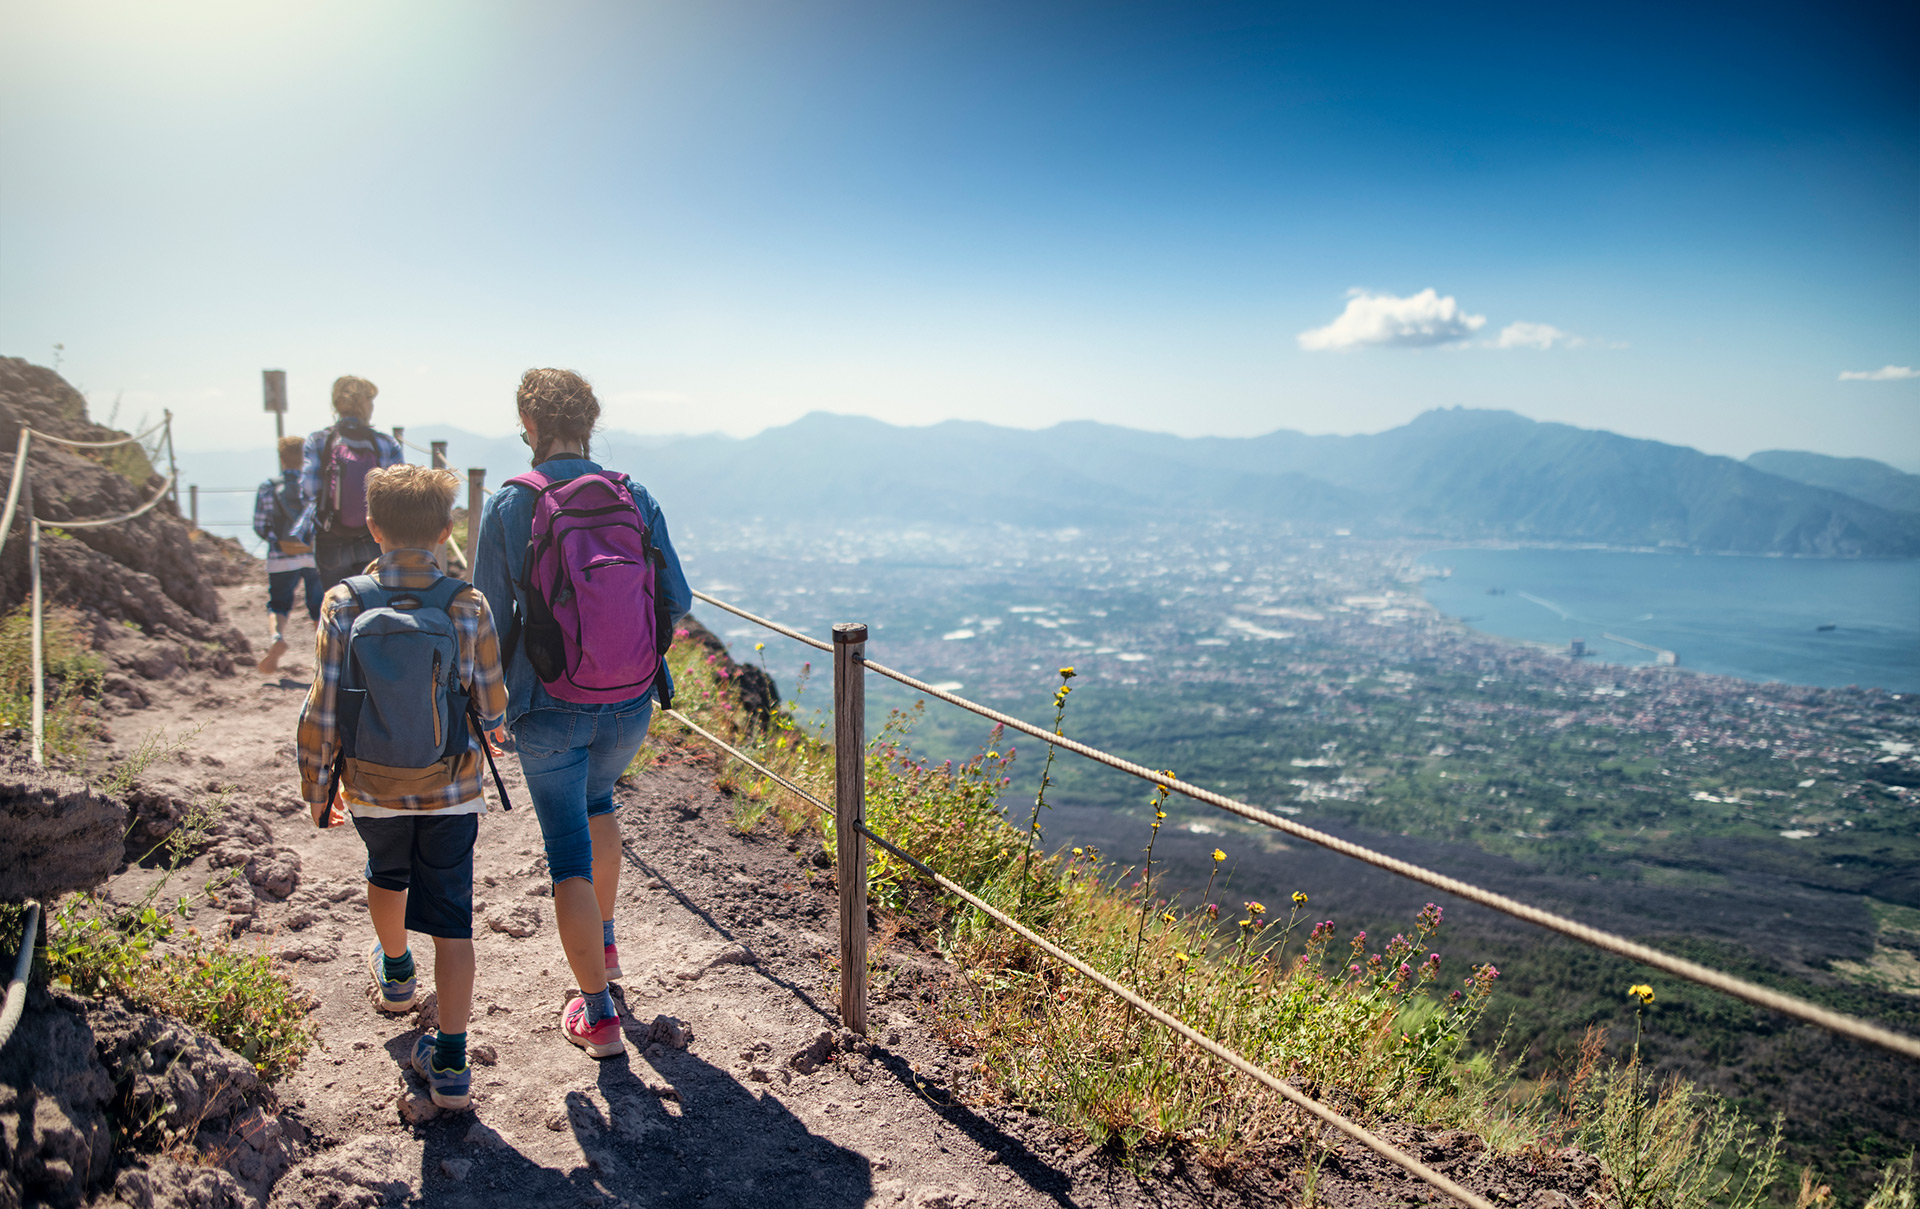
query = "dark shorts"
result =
(266, 567, 323, 620)
(351, 813, 478, 939)
(315, 530, 382, 594)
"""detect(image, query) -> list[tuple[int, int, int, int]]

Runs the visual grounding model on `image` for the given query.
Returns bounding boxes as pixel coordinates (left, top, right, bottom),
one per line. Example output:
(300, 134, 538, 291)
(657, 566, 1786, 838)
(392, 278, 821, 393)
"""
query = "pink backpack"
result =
(320, 422, 381, 532)
(503, 469, 670, 705)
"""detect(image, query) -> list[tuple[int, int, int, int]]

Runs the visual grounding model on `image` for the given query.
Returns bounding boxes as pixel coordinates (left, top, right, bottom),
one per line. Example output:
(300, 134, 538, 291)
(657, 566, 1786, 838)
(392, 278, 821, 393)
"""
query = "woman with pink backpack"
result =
(472, 368, 692, 1060)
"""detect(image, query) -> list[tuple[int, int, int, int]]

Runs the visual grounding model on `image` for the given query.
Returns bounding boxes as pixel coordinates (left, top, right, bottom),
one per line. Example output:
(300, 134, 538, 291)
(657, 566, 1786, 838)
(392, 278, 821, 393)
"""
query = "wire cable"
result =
(691, 588, 834, 653)
(691, 590, 1920, 1061)
(663, 713, 1495, 1209)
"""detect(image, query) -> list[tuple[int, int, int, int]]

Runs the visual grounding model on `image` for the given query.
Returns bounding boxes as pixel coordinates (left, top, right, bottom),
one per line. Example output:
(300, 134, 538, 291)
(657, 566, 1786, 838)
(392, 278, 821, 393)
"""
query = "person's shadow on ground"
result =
(409, 1042, 874, 1209)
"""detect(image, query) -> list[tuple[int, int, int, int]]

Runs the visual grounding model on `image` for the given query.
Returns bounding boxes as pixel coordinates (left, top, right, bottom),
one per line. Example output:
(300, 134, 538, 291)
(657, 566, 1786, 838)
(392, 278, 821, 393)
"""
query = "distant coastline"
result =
(1418, 544, 1920, 693)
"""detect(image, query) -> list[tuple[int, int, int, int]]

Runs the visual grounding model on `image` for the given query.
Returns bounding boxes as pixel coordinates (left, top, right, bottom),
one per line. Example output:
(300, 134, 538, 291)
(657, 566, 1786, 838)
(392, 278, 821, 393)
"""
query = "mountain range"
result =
(184, 407, 1920, 558)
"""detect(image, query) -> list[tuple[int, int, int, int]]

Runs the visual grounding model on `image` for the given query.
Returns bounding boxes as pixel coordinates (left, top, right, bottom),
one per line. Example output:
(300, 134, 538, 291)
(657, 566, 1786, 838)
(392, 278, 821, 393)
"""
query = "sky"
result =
(1, 0, 1916, 466)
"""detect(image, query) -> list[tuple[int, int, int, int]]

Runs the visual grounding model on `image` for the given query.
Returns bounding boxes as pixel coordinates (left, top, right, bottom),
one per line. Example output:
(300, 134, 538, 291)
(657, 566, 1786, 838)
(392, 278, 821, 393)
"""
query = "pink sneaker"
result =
(562, 996, 624, 1059)
(604, 942, 623, 981)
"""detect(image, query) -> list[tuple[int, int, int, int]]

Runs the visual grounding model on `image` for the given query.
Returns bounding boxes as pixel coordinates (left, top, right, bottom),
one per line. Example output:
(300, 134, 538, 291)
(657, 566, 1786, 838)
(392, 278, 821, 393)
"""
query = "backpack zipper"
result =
(431, 651, 443, 748)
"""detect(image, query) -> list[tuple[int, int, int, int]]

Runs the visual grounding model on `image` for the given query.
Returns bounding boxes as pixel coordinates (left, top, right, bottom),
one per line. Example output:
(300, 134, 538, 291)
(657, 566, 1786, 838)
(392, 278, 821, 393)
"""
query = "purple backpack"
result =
(503, 469, 670, 705)
(320, 422, 381, 532)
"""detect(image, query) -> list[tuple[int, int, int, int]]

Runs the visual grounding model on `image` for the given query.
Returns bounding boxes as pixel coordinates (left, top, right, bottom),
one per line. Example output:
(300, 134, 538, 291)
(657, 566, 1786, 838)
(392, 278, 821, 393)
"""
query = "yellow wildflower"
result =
(1212, 848, 1226, 863)
(1072, 847, 1083, 856)
(1173, 952, 1190, 963)
(1628, 984, 1655, 1005)
(1155, 810, 1166, 819)
(1292, 891, 1308, 906)
(1059, 667, 1077, 679)
(1161, 912, 1176, 923)
(754, 642, 765, 651)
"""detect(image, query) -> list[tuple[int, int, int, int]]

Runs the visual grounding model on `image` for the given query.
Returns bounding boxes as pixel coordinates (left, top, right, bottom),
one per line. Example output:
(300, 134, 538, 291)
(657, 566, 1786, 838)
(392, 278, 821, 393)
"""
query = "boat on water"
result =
(1817, 623, 1837, 632)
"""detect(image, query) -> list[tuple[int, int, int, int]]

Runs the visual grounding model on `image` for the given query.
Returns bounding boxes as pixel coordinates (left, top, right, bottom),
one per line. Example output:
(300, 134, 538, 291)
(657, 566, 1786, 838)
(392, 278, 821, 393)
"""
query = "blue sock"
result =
(434, 1030, 467, 1071)
(602, 919, 616, 947)
(583, 987, 617, 1025)
(382, 947, 414, 983)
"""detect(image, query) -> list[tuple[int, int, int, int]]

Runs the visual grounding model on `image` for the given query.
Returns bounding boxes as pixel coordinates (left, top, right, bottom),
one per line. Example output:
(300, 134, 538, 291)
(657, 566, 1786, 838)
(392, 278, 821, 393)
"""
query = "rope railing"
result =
(659, 705, 1498, 1209)
(1, 417, 186, 764)
(0, 900, 43, 1056)
(689, 589, 1920, 1063)
(42, 476, 178, 530)
(26, 417, 171, 449)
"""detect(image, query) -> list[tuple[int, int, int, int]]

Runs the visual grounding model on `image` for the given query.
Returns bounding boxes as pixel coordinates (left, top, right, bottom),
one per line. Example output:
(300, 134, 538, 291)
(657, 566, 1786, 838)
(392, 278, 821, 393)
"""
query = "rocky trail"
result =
(6, 576, 1609, 1209)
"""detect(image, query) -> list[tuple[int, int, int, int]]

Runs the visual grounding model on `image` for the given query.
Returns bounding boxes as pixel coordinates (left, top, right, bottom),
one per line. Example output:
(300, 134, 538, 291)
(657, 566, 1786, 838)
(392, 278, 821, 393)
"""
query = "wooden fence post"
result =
(833, 621, 869, 1036)
(430, 441, 448, 470)
(467, 469, 485, 552)
(188, 485, 198, 530)
(26, 473, 43, 767)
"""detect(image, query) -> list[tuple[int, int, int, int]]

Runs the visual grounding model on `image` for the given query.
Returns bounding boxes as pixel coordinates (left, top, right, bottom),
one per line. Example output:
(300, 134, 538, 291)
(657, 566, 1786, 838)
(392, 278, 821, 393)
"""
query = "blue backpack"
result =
(322, 575, 509, 824)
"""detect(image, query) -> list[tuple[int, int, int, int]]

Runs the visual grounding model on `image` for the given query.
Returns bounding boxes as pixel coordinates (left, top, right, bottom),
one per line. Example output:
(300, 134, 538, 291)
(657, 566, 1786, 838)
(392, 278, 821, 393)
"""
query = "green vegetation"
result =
(0, 601, 103, 757)
(658, 631, 1819, 1202)
(6, 788, 315, 1081)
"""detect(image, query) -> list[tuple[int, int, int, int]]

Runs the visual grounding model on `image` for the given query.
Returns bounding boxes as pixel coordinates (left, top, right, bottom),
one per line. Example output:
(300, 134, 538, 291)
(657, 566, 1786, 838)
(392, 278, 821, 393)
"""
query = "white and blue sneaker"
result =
(368, 941, 416, 1013)
(410, 1035, 472, 1110)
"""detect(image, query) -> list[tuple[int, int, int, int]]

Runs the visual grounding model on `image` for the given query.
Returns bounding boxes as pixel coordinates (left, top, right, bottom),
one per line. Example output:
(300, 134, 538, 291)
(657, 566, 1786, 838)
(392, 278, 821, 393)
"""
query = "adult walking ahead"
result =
(303, 375, 406, 592)
(473, 368, 691, 1060)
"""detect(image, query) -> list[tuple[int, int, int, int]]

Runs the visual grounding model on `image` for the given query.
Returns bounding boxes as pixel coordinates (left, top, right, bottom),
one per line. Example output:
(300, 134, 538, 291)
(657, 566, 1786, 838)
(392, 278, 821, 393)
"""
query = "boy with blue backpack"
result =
(252, 435, 322, 675)
(296, 464, 510, 1110)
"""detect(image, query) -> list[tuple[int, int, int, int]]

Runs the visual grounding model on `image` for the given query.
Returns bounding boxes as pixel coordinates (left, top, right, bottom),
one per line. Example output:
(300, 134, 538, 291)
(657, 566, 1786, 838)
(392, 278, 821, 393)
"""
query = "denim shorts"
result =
(513, 699, 654, 883)
(352, 813, 478, 939)
(267, 567, 323, 621)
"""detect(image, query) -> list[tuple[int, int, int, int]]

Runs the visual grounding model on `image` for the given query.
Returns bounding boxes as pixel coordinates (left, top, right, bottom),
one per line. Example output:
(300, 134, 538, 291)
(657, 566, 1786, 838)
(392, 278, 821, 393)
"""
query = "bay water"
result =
(1419, 547, 1920, 693)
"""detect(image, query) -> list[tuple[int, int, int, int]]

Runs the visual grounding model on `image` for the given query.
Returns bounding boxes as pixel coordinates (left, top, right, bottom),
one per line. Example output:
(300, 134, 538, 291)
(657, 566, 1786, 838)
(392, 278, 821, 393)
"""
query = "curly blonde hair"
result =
(516, 368, 599, 461)
(331, 375, 378, 421)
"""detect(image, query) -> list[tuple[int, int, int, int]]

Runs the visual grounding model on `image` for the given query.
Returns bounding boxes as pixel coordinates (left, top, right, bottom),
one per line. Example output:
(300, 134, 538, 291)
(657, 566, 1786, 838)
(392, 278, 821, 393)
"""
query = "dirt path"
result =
(88, 585, 1181, 1209)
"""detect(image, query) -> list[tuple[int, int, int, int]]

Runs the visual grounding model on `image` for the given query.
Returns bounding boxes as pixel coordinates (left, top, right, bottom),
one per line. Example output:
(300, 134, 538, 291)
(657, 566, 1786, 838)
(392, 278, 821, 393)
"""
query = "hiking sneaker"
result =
(409, 1035, 472, 1110)
(604, 942, 623, 981)
(256, 638, 289, 675)
(367, 942, 416, 1013)
(562, 996, 624, 1058)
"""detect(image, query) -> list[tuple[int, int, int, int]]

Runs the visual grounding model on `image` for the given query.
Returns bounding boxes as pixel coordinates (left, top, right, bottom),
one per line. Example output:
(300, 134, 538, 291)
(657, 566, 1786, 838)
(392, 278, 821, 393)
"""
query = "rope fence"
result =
(659, 707, 1499, 1209)
(690, 589, 1920, 1063)
(1, 415, 190, 765)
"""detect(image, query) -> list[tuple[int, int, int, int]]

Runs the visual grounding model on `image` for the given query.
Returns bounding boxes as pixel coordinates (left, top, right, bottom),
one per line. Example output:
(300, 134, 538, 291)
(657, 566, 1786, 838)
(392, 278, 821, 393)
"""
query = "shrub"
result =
(0, 601, 104, 757)
(40, 792, 314, 1079)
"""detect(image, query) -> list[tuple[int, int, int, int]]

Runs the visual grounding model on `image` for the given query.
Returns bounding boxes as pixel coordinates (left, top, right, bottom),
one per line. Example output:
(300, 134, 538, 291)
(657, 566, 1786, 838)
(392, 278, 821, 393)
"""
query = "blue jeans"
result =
(513, 700, 654, 883)
(267, 567, 323, 621)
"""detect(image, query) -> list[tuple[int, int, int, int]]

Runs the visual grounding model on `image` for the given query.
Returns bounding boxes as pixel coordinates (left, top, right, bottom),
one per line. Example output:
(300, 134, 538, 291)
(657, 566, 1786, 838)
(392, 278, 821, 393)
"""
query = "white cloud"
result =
(1838, 365, 1918, 382)
(1297, 288, 1486, 351)
(1492, 321, 1577, 350)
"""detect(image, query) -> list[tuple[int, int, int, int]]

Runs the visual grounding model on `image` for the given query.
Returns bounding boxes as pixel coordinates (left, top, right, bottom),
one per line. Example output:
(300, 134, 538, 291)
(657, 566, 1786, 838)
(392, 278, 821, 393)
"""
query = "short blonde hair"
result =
(365, 464, 456, 549)
(332, 375, 378, 421)
(277, 435, 305, 470)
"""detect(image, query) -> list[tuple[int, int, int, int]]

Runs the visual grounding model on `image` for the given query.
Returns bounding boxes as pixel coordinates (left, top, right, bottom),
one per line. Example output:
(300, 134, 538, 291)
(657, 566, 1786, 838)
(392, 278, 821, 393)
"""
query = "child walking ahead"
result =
(252, 435, 322, 675)
(296, 464, 507, 1109)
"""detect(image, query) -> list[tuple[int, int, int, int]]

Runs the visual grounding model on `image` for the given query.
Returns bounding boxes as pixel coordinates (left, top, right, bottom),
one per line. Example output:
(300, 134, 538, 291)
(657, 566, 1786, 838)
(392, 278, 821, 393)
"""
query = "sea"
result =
(1419, 546, 1920, 694)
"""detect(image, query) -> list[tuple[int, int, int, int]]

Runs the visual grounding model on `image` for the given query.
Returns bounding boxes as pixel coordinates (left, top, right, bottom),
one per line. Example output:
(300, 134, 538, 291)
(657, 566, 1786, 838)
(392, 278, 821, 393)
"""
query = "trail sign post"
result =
(262, 370, 287, 439)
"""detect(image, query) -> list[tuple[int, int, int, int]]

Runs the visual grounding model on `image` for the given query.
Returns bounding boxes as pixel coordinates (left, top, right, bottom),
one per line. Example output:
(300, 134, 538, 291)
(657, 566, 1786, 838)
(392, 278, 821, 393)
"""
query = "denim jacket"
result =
(472, 458, 693, 729)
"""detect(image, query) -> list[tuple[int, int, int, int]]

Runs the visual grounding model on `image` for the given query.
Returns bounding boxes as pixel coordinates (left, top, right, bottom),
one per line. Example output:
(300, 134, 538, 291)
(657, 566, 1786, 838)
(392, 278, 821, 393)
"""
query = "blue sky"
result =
(1, 0, 1915, 466)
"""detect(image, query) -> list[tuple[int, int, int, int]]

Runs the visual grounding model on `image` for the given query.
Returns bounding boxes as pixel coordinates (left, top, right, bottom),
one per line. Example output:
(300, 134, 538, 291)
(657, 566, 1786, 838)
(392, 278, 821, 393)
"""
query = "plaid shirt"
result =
(296, 549, 508, 814)
(252, 470, 303, 544)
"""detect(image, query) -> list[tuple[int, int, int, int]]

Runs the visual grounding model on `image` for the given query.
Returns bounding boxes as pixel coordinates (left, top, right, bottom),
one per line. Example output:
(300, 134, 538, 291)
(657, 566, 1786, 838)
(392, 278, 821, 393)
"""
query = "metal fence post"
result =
(833, 621, 869, 1036)
(26, 474, 43, 767)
